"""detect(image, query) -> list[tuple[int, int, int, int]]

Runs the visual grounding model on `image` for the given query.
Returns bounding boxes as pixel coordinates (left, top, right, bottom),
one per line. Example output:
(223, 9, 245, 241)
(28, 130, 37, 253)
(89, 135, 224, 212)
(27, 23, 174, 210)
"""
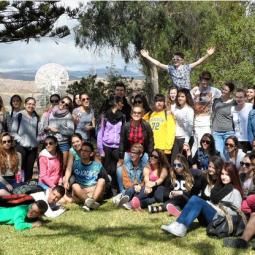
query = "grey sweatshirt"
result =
(11, 110, 39, 148)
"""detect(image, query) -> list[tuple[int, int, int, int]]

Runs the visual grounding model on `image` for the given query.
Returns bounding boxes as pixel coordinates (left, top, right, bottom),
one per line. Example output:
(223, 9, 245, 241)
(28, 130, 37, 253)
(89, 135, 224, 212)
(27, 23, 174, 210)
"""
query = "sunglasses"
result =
(45, 141, 55, 146)
(2, 140, 11, 144)
(81, 97, 90, 102)
(132, 111, 142, 115)
(150, 154, 159, 159)
(201, 140, 210, 145)
(173, 163, 183, 168)
(225, 143, 235, 148)
(50, 99, 59, 104)
(172, 58, 182, 61)
(134, 100, 142, 104)
(130, 151, 140, 155)
(61, 100, 70, 107)
(240, 161, 252, 168)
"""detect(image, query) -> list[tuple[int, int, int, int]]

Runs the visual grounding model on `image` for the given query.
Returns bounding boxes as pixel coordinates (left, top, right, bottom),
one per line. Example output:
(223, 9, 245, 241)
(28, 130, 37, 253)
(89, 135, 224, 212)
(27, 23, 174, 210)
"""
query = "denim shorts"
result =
(59, 143, 70, 152)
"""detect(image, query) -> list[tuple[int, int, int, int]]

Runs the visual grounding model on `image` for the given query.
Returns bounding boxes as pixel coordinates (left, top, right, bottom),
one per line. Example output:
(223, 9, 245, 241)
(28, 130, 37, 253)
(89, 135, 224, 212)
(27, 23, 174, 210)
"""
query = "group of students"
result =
(0, 47, 255, 250)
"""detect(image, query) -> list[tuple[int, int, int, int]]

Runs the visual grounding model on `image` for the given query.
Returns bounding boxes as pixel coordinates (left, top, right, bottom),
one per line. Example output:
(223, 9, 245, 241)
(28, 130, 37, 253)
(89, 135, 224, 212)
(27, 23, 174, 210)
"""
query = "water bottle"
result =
(15, 170, 24, 183)
(15, 171, 21, 183)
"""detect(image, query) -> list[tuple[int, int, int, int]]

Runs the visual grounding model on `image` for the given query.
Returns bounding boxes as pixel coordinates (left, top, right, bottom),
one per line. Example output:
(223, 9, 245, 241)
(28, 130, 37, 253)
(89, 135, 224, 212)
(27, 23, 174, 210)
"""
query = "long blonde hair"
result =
(0, 133, 19, 174)
(170, 154, 194, 191)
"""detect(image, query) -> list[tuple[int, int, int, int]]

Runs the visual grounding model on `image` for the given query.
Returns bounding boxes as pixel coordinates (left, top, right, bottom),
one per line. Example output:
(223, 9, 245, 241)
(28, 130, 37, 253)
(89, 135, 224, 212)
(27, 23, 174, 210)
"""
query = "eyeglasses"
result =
(240, 161, 252, 168)
(81, 97, 90, 102)
(201, 140, 211, 145)
(130, 151, 140, 155)
(173, 163, 183, 168)
(50, 99, 59, 104)
(172, 58, 182, 61)
(134, 100, 142, 104)
(225, 143, 235, 148)
(150, 154, 159, 159)
(45, 141, 55, 146)
(81, 149, 92, 153)
(61, 100, 70, 107)
(132, 111, 142, 115)
(2, 140, 11, 144)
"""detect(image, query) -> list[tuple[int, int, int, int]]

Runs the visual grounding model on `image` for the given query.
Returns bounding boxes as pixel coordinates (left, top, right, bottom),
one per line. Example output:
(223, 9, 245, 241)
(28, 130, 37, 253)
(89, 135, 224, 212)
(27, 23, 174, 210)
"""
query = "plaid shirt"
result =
(128, 120, 144, 146)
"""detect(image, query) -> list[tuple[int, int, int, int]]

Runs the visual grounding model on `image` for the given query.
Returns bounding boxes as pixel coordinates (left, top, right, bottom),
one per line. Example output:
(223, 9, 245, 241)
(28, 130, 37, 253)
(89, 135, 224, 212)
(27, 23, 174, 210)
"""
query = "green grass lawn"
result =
(0, 201, 253, 255)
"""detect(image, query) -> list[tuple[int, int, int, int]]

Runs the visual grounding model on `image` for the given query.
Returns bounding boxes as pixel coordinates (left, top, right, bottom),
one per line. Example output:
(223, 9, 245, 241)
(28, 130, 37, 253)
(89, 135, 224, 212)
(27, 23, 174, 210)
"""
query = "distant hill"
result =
(0, 68, 145, 81)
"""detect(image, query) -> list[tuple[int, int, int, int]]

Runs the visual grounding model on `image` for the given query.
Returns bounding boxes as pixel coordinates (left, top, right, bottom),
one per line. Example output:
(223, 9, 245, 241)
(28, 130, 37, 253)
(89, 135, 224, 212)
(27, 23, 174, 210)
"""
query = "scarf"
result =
(52, 105, 69, 118)
(210, 183, 233, 204)
(105, 109, 124, 124)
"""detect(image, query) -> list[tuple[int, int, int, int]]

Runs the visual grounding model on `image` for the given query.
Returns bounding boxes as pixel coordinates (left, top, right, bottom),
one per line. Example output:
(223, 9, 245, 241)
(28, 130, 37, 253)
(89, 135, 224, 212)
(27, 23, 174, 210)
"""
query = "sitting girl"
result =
(148, 154, 196, 216)
(38, 136, 63, 189)
(161, 162, 243, 237)
(130, 149, 169, 210)
(0, 132, 22, 195)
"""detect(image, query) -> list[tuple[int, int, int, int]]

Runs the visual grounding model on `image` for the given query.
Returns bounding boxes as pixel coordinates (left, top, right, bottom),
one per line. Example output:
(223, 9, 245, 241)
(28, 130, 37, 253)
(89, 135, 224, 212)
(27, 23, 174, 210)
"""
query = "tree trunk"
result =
(148, 63, 159, 102)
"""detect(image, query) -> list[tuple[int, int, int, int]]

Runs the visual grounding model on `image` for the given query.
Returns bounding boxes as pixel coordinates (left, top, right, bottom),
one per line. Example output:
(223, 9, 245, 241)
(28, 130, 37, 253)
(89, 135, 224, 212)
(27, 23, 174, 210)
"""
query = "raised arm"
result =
(140, 49, 168, 70)
(190, 47, 215, 69)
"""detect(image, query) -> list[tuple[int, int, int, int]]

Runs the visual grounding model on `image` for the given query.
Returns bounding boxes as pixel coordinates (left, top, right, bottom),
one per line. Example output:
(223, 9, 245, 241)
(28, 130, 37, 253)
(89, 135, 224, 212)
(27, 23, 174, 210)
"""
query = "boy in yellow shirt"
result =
(144, 94, 176, 161)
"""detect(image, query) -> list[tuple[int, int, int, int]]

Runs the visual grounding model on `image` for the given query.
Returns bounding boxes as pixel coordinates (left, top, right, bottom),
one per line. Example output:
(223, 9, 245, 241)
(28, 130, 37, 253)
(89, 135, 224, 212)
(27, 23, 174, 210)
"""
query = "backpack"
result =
(0, 194, 34, 207)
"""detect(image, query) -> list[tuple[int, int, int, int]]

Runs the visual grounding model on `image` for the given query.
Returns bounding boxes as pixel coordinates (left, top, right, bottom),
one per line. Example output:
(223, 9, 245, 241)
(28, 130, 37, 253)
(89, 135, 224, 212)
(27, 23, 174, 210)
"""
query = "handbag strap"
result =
(218, 203, 234, 235)
(220, 201, 248, 226)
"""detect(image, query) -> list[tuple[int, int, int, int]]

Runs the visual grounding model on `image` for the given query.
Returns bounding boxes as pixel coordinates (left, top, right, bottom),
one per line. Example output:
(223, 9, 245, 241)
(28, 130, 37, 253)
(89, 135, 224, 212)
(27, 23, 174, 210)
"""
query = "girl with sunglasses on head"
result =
(130, 149, 169, 210)
(39, 96, 74, 171)
(132, 94, 151, 115)
(171, 88, 194, 163)
(148, 154, 201, 216)
(38, 94, 61, 142)
(0, 133, 22, 195)
(38, 136, 63, 189)
(161, 162, 243, 237)
(224, 135, 245, 169)
(11, 97, 39, 181)
(6, 94, 22, 132)
(186, 133, 220, 171)
(72, 93, 95, 142)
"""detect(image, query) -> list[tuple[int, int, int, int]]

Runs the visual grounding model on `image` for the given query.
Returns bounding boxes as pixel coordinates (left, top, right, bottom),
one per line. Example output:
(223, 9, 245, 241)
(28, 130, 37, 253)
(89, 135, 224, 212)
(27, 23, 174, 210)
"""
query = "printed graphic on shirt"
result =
(174, 180, 187, 191)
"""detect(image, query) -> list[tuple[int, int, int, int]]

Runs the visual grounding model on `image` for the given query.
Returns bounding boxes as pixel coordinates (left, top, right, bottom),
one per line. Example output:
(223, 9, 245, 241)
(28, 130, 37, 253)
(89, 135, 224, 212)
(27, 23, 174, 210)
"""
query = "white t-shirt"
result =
(31, 189, 65, 218)
(231, 103, 253, 141)
(172, 105, 194, 143)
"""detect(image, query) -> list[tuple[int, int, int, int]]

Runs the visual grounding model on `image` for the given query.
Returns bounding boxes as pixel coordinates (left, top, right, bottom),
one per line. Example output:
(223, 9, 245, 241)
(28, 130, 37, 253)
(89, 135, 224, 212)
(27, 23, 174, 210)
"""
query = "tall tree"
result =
(0, 1, 70, 43)
(75, 1, 255, 96)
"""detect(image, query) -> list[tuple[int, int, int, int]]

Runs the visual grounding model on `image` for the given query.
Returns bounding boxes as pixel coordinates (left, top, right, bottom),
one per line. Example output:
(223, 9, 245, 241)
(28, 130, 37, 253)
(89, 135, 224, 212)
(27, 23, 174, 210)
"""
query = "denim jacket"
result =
(248, 109, 255, 144)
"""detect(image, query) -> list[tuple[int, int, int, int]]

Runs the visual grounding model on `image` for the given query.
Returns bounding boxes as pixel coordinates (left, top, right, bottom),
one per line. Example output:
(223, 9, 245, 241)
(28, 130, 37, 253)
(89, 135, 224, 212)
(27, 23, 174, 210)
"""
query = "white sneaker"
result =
(82, 205, 90, 211)
(112, 193, 122, 206)
(118, 195, 129, 207)
(122, 202, 132, 210)
(85, 198, 100, 210)
(161, 221, 187, 237)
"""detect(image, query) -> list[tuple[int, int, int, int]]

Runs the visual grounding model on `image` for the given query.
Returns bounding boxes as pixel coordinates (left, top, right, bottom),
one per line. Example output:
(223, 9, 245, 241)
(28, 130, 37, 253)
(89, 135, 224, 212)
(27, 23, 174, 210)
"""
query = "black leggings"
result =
(102, 145, 119, 190)
(16, 145, 38, 182)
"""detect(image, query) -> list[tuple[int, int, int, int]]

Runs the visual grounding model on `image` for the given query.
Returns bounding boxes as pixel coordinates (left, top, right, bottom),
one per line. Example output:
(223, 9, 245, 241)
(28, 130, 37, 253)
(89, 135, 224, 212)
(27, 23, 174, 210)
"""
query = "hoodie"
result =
(39, 149, 63, 188)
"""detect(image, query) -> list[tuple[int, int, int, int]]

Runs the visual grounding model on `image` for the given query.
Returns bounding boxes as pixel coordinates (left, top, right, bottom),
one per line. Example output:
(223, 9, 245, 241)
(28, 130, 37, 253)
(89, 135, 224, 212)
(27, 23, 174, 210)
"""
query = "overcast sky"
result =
(0, 0, 141, 74)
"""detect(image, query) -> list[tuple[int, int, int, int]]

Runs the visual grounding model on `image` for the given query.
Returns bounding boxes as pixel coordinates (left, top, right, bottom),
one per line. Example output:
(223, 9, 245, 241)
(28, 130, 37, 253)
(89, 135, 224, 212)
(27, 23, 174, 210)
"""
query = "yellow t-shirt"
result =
(144, 110, 176, 154)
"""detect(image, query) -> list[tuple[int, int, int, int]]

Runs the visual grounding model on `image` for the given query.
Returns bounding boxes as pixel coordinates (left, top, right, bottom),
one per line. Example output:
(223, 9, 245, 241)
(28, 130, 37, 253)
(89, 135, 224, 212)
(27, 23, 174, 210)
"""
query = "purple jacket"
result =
(97, 117, 123, 156)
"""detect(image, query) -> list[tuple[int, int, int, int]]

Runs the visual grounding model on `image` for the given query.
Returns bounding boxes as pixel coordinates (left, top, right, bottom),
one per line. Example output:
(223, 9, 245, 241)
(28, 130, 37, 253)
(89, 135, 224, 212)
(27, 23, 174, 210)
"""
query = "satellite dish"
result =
(35, 63, 69, 94)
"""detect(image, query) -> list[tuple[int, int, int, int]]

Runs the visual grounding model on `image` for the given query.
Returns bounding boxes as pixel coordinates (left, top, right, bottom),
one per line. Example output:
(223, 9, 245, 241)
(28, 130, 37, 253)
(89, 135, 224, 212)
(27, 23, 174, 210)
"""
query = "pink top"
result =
(39, 149, 63, 188)
(149, 165, 159, 182)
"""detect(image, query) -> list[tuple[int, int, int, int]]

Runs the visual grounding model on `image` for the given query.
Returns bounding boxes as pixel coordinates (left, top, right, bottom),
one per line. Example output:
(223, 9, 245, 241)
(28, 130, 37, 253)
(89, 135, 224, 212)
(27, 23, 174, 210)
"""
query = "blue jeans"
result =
(213, 131, 235, 157)
(177, 195, 216, 228)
